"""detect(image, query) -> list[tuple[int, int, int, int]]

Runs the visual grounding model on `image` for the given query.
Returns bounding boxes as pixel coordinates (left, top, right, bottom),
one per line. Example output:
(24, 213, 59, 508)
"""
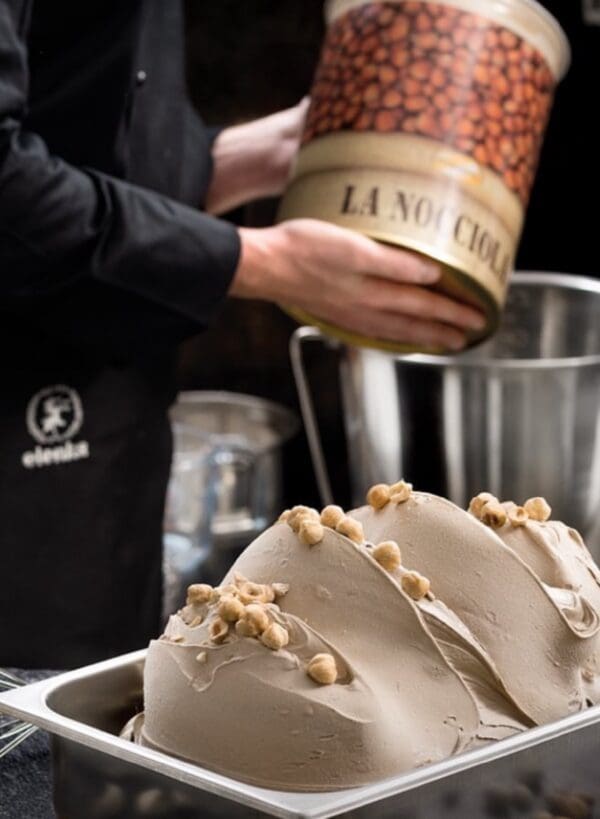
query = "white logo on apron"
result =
(583, 0, 600, 25)
(26, 384, 83, 444)
(22, 385, 90, 469)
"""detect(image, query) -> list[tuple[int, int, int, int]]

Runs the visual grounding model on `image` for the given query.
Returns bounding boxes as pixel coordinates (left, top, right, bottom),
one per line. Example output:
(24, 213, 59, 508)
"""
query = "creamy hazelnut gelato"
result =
(353, 491, 600, 723)
(129, 487, 600, 792)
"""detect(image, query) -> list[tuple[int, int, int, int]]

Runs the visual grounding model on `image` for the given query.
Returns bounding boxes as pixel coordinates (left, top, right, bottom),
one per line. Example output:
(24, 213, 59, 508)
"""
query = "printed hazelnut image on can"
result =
(278, 0, 570, 352)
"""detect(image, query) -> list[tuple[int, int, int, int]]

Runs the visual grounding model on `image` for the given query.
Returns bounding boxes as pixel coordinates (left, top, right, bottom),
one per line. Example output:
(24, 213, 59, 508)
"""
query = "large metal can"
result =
(280, 0, 570, 351)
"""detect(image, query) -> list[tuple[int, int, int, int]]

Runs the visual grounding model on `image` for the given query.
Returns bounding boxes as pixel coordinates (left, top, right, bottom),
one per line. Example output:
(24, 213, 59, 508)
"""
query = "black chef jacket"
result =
(519, 2, 598, 275)
(0, 1, 240, 668)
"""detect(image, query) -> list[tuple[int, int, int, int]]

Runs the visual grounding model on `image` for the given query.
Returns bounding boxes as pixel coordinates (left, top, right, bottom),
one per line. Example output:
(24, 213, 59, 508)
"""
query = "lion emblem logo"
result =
(26, 385, 84, 445)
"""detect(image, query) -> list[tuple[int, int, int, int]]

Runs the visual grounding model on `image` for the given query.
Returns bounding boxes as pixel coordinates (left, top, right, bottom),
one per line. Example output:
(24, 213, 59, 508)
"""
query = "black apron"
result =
(0, 1, 239, 668)
(0, 333, 175, 669)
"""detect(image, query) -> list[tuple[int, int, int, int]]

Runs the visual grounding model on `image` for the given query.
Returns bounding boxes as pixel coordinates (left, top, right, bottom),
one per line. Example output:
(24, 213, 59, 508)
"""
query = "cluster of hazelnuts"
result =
(180, 578, 340, 686)
(469, 493, 552, 529)
(279, 483, 430, 602)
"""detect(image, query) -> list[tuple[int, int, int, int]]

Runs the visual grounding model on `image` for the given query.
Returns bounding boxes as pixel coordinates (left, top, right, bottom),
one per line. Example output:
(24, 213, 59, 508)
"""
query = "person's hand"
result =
(205, 99, 310, 216)
(231, 219, 486, 351)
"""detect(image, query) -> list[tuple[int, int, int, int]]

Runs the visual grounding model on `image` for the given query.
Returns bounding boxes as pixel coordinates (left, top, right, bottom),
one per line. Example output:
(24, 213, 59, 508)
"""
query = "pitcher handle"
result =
(289, 326, 337, 507)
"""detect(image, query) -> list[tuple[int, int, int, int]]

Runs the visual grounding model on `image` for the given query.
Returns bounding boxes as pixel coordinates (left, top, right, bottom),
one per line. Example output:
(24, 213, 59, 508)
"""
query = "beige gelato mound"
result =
(353, 492, 600, 722)
(133, 488, 600, 792)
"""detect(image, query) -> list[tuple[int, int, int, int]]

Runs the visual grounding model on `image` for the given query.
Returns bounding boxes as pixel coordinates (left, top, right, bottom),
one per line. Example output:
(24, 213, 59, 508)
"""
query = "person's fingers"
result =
(353, 234, 441, 285)
(359, 279, 486, 331)
(312, 303, 468, 351)
(379, 315, 467, 351)
(295, 221, 440, 285)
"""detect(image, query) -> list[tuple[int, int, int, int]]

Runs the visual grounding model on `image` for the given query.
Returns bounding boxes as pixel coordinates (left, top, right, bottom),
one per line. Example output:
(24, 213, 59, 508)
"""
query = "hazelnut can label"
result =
(278, 0, 569, 350)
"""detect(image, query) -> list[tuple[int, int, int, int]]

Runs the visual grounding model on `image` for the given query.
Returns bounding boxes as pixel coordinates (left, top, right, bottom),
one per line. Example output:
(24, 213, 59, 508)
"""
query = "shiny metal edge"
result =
(292, 272, 600, 369)
(2, 650, 600, 819)
(388, 271, 600, 369)
(173, 391, 300, 450)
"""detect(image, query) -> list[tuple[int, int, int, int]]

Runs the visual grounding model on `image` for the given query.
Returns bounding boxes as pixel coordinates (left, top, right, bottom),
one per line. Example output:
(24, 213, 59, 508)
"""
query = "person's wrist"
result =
(237, 102, 307, 198)
(208, 123, 281, 212)
(230, 227, 280, 301)
(207, 102, 307, 213)
(264, 100, 309, 195)
(239, 119, 291, 198)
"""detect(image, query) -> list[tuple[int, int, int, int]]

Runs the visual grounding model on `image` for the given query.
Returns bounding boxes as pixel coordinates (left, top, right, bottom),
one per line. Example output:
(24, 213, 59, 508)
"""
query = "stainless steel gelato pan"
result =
(0, 649, 599, 818)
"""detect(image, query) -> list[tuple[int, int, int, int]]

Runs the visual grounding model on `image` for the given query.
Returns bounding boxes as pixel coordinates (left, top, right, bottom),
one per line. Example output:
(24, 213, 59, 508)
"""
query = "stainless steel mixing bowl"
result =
(292, 272, 600, 551)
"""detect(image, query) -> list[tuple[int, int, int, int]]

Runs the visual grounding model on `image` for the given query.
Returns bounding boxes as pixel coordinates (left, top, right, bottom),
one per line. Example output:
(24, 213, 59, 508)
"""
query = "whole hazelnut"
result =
(186, 584, 213, 606)
(260, 623, 289, 651)
(524, 497, 552, 522)
(373, 541, 402, 572)
(307, 653, 338, 685)
(366, 484, 391, 510)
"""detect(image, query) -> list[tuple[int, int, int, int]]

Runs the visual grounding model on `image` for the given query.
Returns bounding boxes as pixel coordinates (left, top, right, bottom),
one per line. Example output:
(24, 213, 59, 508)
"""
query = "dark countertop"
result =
(0, 671, 56, 819)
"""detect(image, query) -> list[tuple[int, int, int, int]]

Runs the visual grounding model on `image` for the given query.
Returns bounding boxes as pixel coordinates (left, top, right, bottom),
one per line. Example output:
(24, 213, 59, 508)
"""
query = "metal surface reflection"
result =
(292, 273, 600, 554)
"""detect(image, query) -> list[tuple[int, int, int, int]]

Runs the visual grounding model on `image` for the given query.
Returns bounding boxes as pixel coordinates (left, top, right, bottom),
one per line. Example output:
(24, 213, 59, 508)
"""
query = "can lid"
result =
(326, 0, 571, 81)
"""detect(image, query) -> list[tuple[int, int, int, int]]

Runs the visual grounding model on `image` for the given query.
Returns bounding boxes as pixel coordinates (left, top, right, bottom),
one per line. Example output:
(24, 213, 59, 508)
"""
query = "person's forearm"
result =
(205, 100, 309, 215)
(0, 2, 240, 352)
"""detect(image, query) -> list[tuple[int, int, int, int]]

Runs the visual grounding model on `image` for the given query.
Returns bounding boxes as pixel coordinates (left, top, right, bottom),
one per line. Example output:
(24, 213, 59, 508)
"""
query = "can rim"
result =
(377, 272, 600, 368)
(325, 0, 571, 81)
(515, 0, 571, 78)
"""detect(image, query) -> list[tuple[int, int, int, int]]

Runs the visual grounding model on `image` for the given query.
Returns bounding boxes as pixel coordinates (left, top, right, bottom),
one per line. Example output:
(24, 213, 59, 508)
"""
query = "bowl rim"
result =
(372, 271, 600, 370)
(171, 391, 300, 450)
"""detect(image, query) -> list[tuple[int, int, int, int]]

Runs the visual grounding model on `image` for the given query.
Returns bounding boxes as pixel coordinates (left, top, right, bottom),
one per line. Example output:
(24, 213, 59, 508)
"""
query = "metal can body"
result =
(279, 0, 570, 351)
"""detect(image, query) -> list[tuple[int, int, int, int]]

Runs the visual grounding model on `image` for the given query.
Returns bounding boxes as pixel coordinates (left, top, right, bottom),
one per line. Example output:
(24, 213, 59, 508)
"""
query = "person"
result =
(0, 1, 484, 669)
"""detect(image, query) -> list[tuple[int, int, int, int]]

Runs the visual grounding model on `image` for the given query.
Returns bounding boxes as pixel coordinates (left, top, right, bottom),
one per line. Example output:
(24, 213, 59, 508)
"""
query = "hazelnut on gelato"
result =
(127, 487, 600, 792)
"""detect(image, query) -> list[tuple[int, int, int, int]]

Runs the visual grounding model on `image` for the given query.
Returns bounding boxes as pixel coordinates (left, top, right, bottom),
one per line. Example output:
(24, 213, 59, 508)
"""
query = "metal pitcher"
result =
(170, 392, 299, 582)
(162, 422, 219, 621)
(291, 272, 600, 552)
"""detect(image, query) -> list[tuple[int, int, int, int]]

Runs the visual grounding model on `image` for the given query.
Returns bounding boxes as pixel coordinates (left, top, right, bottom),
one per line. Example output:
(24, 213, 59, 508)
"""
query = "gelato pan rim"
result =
(3, 650, 600, 818)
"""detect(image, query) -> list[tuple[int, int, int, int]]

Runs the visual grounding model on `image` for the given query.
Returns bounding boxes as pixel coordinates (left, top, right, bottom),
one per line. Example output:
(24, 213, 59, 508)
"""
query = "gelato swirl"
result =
(131, 487, 600, 792)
